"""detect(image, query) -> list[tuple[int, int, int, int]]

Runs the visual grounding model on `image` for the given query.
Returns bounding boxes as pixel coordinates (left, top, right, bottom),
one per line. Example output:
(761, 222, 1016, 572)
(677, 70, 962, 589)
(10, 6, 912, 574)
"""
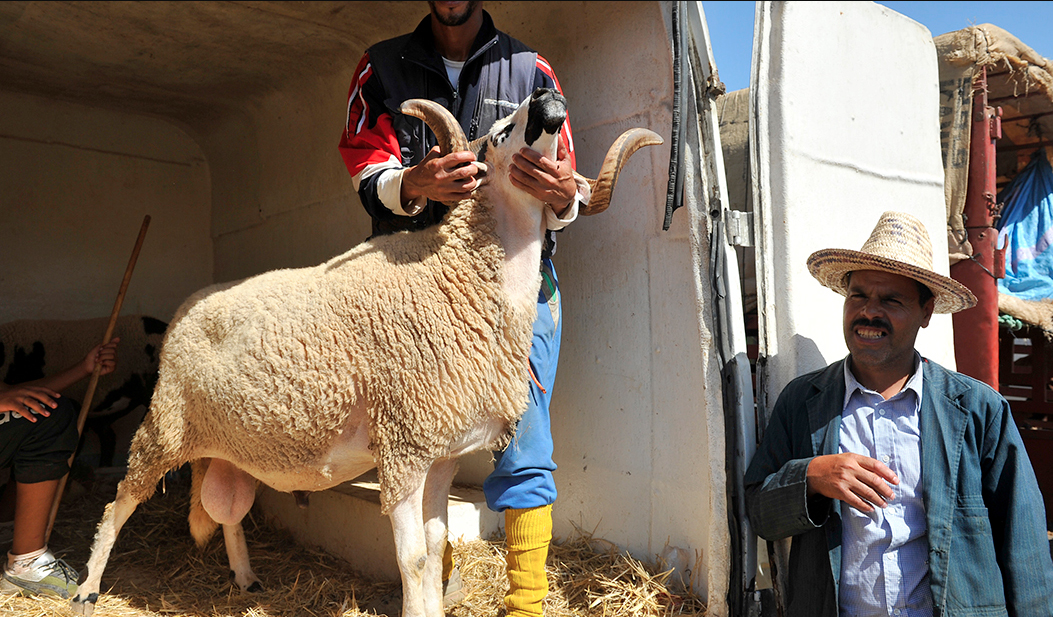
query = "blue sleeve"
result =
(981, 395, 1053, 614)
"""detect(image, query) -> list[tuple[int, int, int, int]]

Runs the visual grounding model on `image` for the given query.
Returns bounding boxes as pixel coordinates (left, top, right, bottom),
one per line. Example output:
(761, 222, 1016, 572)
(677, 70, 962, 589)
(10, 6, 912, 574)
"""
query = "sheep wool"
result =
(119, 192, 536, 514)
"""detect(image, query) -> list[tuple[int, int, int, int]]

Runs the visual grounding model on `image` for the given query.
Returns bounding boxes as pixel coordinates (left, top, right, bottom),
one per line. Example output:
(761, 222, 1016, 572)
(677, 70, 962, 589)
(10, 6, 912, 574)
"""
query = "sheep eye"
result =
(492, 123, 515, 145)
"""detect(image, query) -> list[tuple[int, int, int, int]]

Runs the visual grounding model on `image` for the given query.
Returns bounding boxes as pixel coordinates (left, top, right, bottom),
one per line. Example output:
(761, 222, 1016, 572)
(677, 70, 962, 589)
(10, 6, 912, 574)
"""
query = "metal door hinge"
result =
(725, 210, 754, 247)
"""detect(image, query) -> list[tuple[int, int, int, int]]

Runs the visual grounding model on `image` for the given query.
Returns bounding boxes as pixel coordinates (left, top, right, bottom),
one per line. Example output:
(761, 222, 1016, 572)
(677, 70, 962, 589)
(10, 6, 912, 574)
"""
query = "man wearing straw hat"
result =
(745, 211, 1053, 616)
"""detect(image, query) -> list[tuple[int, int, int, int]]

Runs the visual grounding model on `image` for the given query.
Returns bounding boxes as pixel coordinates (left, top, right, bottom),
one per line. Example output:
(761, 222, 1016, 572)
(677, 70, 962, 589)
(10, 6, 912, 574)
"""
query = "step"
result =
(255, 471, 501, 581)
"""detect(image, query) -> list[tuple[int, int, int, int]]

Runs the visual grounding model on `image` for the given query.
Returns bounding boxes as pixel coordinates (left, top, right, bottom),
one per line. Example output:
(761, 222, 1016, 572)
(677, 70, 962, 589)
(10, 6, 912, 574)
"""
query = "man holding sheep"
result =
(339, 1, 586, 614)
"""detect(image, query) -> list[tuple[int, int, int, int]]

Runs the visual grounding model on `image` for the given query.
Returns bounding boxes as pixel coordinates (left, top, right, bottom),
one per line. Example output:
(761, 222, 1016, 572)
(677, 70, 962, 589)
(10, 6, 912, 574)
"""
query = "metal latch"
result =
(725, 210, 754, 247)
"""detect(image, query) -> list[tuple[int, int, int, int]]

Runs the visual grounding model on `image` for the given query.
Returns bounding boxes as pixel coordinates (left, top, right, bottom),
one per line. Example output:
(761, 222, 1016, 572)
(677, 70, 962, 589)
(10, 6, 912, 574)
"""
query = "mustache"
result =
(852, 317, 892, 332)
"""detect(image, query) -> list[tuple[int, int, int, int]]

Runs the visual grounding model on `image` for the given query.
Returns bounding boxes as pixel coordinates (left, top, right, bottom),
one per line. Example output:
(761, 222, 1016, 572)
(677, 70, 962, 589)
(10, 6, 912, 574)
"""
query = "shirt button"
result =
(878, 409, 886, 416)
(882, 455, 891, 463)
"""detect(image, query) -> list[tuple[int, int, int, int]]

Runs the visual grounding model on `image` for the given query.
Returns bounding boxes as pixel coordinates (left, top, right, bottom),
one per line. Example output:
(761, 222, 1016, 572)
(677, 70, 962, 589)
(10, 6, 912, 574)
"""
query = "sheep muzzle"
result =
(524, 88, 567, 148)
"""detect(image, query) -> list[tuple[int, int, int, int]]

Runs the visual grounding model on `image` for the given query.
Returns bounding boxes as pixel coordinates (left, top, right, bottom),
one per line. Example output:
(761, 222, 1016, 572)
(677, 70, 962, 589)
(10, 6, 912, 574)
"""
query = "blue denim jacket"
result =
(745, 357, 1053, 617)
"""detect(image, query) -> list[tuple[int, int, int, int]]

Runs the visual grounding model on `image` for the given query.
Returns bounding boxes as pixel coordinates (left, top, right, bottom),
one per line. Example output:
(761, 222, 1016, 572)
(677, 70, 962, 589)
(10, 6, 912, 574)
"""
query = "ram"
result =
(72, 88, 661, 617)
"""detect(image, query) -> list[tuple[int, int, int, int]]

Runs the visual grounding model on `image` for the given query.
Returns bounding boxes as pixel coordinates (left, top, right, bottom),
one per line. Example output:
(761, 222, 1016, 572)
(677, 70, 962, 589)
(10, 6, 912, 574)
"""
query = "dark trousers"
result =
(0, 396, 79, 484)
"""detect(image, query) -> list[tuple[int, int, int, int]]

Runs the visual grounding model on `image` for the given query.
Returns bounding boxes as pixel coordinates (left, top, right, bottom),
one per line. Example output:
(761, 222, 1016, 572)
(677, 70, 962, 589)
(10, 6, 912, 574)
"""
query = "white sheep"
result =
(71, 88, 661, 617)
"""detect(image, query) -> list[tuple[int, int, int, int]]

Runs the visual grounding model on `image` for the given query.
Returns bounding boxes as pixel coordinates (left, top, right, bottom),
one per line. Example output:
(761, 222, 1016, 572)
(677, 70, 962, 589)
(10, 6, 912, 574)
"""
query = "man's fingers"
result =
(422, 145, 442, 161)
(857, 455, 900, 484)
(843, 492, 875, 513)
(854, 482, 890, 510)
(445, 162, 480, 181)
(15, 393, 55, 421)
(808, 453, 899, 508)
(514, 150, 556, 176)
(440, 150, 478, 168)
(32, 386, 61, 400)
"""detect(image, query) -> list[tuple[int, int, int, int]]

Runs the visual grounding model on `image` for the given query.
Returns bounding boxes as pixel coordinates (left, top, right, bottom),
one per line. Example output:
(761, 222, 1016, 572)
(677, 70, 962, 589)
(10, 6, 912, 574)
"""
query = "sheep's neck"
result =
(488, 185, 546, 312)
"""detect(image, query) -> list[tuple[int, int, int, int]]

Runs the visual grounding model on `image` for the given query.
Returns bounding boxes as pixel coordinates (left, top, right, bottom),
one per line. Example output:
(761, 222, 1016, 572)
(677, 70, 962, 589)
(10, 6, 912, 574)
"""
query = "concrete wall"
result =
(0, 90, 211, 324)
(204, 72, 374, 284)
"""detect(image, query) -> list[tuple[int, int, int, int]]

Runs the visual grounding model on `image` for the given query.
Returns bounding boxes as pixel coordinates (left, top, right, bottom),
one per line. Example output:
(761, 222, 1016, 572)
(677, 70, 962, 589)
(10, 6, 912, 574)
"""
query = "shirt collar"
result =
(842, 352, 924, 410)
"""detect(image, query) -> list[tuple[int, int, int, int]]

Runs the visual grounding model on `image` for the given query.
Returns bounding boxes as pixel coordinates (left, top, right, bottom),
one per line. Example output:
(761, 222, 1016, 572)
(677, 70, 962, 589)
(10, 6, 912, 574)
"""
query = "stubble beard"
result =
(431, 1, 479, 27)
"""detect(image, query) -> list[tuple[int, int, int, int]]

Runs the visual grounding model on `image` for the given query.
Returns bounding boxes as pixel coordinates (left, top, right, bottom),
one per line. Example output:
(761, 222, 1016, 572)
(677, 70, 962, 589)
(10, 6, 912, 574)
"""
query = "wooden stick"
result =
(45, 215, 151, 542)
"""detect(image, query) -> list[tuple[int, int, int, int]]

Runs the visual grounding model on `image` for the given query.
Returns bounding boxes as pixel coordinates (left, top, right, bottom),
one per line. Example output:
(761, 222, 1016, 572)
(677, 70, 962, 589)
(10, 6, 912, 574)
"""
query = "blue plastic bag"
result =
(997, 151, 1053, 301)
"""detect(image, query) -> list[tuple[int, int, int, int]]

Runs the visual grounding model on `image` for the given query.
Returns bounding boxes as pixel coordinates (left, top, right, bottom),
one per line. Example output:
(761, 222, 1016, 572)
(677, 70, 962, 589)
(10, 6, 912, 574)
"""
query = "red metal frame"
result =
(951, 66, 1003, 388)
(998, 325, 1053, 527)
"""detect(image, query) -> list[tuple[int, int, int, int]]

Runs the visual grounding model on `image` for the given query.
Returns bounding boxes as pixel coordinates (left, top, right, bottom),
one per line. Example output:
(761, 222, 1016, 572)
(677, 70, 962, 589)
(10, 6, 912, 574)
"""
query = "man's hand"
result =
(807, 453, 899, 513)
(510, 138, 577, 216)
(0, 385, 60, 422)
(81, 338, 120, 377)
(401, 146, 485, 206)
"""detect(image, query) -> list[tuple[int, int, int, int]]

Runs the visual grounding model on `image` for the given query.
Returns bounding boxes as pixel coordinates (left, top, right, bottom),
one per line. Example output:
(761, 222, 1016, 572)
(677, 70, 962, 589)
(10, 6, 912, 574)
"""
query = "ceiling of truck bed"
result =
(0, 1, 565, 129)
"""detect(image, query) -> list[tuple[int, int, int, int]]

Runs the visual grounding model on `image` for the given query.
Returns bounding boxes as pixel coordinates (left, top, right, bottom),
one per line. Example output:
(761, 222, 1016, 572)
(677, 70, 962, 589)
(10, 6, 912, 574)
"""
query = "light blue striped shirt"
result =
(839, 354, 932, 617)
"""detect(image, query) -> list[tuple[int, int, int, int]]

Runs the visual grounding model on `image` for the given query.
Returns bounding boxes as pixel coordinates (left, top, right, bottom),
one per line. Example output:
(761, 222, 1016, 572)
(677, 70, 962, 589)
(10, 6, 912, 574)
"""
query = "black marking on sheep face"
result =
(524, 88, 567, 148)
(491, 123, 514, 147)
(3, 341, 45, 385)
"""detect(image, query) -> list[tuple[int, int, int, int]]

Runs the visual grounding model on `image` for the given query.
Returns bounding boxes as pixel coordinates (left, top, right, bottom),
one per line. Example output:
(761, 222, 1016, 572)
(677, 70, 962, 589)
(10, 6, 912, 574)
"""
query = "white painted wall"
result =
(515, 1, 726, 602)
(203, 73, 374, 284)
(752, 1, 956, 411)
(0, 90, 212, 324)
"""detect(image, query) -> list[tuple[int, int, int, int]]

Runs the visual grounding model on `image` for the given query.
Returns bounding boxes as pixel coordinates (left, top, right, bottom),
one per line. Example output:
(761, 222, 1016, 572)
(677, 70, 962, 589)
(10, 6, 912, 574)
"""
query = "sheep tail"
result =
(188, 458, 219, 547)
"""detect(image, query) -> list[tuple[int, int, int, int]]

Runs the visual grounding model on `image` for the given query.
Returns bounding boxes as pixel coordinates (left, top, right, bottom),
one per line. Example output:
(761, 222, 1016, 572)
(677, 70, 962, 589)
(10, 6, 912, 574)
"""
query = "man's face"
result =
(429, 1, 481, 27)
(842, 269, 935, 375)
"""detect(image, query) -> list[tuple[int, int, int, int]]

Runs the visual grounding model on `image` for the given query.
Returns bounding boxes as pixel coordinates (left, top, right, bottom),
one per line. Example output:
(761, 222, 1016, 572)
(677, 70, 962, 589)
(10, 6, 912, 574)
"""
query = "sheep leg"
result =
(223, 521, 263, 592)
(422, 458, 457, 613)
(200, 458, 262, 592)
(389, 479, 429, 617)
(70, 487, 141, 616)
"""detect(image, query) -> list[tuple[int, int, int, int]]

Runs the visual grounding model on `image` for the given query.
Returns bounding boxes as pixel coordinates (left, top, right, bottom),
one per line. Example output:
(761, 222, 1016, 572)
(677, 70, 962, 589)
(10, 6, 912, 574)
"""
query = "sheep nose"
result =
(525, 88, 567, 146)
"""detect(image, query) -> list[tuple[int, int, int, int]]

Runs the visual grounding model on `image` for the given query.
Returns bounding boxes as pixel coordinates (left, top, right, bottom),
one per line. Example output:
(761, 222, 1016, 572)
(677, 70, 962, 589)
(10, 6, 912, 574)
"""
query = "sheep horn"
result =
(578, 128, 664, 216)
(400, 99, 469, 155)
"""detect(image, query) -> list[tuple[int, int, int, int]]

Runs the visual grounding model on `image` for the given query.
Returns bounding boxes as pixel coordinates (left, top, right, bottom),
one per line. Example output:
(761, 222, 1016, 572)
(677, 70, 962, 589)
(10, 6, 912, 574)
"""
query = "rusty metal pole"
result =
(951, 66, 1003, 389)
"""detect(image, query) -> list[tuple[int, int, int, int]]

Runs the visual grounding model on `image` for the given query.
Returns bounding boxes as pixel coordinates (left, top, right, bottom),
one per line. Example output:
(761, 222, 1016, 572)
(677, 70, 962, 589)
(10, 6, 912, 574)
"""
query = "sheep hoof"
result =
(246, 581, 264, 593)
(70, 593, 98, 616)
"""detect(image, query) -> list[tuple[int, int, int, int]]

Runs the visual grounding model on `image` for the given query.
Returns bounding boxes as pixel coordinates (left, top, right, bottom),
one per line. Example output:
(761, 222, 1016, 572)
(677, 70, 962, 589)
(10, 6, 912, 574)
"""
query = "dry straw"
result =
(2, 472, 707, 617)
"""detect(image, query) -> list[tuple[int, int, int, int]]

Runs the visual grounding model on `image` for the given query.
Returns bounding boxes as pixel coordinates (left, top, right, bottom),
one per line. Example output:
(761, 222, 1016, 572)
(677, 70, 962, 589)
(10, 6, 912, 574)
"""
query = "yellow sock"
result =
(504, 504, 553, 617)
(442, 539, 455, 582)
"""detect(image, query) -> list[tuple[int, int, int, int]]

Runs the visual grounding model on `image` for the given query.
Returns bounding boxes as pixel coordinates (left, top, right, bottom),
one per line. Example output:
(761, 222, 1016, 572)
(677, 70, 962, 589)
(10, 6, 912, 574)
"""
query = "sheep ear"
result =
(470, 136, 488, 164)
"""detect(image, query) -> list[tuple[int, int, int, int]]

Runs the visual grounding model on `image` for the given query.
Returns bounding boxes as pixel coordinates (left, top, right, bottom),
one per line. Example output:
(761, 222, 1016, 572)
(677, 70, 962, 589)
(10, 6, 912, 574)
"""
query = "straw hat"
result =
(806, 211, 977, 314)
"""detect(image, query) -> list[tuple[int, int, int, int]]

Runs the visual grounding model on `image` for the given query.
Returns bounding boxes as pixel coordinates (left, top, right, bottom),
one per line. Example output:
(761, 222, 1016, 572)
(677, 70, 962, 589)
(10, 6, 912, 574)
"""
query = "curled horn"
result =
(400, 99, 469, 155)
(578, 128, 664, 216)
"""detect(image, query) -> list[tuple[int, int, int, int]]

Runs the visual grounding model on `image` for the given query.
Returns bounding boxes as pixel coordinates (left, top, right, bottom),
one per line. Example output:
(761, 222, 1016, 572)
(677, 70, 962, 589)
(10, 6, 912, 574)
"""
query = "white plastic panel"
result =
(751, 1, 956, 409)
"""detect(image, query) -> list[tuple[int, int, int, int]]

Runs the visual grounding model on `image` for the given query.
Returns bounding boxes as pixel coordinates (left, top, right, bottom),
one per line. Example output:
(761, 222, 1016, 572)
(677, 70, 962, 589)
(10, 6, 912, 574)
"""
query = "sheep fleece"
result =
(126, 196, 535, 512)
